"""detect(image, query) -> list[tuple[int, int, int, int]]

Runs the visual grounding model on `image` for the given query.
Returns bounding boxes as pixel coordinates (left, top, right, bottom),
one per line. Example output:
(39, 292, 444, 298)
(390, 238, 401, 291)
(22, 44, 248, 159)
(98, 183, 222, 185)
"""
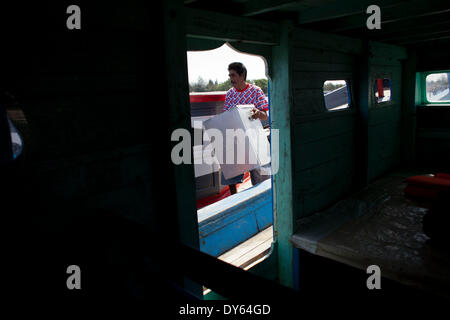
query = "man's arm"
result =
(251, 87, 269, 120)
(251, 108, 268, 120)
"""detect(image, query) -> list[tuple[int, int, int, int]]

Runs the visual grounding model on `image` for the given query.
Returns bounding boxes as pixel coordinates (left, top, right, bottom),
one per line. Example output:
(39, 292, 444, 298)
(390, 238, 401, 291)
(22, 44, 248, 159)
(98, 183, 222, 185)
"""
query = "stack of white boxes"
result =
(203, 105, 271, 180)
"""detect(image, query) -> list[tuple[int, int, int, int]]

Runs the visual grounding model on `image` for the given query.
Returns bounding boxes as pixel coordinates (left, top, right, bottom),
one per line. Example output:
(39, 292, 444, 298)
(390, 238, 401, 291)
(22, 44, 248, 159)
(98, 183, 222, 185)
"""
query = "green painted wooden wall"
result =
(289, 28, 362, 228)
(183, 6, 414, 291)
(367, 42, 407, 182)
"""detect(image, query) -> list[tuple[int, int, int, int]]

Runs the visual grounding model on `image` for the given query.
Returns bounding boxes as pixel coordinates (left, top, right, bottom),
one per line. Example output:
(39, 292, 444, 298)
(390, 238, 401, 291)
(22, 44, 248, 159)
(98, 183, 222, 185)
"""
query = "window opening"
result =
(323, 80, 351, 111)
(1, 92, 25, 163)
(186, 43, 274, 280)
(426, 72, 450, 103)
(8, 118, 23, 159)
(374, 78, 392, 103)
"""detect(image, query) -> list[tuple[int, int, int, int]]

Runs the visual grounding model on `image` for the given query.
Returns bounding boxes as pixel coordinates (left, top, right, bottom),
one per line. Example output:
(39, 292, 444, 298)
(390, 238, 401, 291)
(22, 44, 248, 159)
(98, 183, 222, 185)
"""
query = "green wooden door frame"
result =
(185, 35, 281, 283)
(354, 40, 370, 188)
(400, 50, 417, 165)
(270, 21, 295, 288)
(163, 0, 202, 299)
(169, 5, 298, 291)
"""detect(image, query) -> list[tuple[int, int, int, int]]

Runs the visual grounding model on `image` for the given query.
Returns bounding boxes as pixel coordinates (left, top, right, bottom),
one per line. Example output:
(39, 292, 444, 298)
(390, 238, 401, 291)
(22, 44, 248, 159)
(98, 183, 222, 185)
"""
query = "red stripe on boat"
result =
(196, 172, 251, 209)
(190, 94, 226, 103)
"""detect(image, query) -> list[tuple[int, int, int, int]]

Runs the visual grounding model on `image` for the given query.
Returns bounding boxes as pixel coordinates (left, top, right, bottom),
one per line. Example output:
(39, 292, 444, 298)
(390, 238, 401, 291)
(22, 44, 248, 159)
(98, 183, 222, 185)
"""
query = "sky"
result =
(186, 43, 352, 88)
(187, 43, 268, 84)
(426, 73, 449, 83)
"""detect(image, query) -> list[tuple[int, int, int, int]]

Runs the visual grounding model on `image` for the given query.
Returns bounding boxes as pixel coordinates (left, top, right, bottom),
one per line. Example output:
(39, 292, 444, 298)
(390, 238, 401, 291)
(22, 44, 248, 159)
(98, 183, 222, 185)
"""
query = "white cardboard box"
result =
(203, 105, 271, 180)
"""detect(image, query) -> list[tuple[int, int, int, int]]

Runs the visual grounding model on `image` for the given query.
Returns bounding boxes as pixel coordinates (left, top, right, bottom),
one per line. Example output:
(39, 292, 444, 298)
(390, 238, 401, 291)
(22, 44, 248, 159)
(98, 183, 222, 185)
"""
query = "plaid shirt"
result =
(223, 84, 269, 112)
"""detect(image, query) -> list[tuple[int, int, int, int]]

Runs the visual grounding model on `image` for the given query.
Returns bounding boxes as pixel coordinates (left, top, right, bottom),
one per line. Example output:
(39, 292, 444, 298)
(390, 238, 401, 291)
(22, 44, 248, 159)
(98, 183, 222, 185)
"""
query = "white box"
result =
(202, 105, 271, 180)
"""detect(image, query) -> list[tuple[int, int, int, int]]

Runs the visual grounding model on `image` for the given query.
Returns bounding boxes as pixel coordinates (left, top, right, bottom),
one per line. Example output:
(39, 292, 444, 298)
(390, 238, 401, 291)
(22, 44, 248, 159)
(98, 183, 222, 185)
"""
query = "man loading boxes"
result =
(203, 62, 271, 195)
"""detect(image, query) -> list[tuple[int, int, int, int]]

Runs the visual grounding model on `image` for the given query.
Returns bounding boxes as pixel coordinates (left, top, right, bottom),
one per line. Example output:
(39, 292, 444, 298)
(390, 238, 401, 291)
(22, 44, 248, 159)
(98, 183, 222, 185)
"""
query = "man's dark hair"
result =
(228, 62, 247, 80)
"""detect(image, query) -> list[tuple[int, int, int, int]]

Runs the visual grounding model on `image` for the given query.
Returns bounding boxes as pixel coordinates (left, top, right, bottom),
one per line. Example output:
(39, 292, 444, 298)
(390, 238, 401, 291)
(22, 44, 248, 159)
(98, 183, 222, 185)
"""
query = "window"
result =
(8, 117, 23, 159)
(1, 93, 25, 163)
(374, 78, 392, 103)
(426, 72, 450, 103)
(185, 42, 276, 298)
(323, 80, 350, 111)
(186, 43, 274, 278)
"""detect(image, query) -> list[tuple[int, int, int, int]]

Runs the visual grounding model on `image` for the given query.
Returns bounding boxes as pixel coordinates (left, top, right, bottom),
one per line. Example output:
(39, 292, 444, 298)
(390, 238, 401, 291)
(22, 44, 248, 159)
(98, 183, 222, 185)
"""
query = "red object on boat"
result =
(405, 175, 450, 189)
(189, 93, 226, 103)
(377, 78, 384, 98)
(196, 172, 251, 209)
(435, 173, 450, 180)
(403, 185, 441, 200)
(403, 173, 450, 200)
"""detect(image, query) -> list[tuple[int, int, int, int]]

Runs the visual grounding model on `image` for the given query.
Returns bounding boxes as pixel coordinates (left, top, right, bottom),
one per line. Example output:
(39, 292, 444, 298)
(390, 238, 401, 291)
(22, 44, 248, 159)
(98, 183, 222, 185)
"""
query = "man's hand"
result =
(251, 108, 268, 121)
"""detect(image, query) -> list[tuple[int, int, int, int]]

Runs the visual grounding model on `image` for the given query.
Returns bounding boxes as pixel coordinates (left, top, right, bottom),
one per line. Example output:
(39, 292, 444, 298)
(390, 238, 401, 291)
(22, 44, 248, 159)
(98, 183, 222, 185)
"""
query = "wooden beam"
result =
(241, 0, 310, 17)
(353, 41, 370, 188)
(381, 29, 450, 44)
(396, 34, 450, 46)
(292, 27, 363, 55)
(344, 12, 450, 39)
(400, 50, 417, 165)
(302, 0, 450, 33)
(163, 0, 202, 298)
(298, 0, 404, 24)
(271, 21, 295, 288)
(186, 8, 280, 45)
(177, 243, 302, 301)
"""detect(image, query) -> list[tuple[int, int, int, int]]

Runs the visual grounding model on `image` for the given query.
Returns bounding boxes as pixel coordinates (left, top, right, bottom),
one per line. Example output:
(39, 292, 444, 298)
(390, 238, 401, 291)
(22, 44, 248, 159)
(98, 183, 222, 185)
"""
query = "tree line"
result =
(323, 82, 346, 93)
(189, 77, 268, 94)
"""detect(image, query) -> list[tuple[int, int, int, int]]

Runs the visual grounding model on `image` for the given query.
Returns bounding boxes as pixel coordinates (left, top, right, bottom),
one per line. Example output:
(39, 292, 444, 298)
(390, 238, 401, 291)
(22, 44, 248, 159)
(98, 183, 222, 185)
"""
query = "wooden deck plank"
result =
(233, 238, 273, 269)
(218, 226, 273, 268)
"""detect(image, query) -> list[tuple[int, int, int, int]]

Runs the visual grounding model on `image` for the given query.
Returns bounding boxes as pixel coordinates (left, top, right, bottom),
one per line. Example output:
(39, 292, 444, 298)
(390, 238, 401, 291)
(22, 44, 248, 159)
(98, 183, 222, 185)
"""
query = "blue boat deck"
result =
(197, 179, 273, 257)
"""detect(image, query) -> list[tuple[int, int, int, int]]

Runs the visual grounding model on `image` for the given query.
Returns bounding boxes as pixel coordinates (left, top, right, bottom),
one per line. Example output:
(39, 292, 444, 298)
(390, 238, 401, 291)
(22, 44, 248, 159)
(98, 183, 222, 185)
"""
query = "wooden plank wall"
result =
(289, 28, 362, 223)
(3, 2, 177, 246)
(415, 45, 450, 169)
(367, 42, 407, 181)
(1, 1, 195, 301)
(415, 107, 450, 168)
(288, 30, 407, 224)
